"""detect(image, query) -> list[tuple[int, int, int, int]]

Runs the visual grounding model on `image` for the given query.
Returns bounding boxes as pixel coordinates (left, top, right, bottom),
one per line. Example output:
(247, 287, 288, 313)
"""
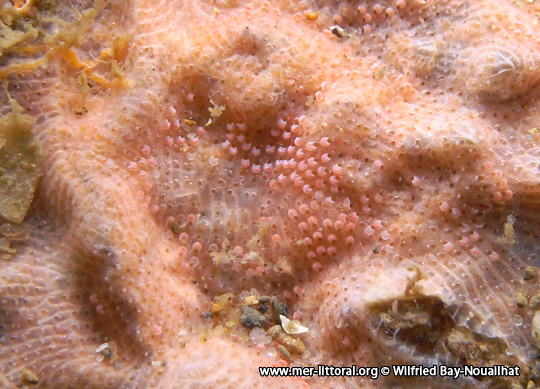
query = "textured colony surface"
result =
(1, 0, 540, 387)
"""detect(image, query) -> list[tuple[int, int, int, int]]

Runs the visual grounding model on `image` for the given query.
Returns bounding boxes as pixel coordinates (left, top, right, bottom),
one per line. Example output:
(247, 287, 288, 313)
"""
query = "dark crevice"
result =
(368, 295, 524, 386)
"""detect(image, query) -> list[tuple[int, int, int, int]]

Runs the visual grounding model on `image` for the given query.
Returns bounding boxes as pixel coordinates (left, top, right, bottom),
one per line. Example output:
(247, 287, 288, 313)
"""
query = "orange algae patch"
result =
(11, 0, 36, 16)
(0, 2, 39, 55)
(0, 0, 126, 90)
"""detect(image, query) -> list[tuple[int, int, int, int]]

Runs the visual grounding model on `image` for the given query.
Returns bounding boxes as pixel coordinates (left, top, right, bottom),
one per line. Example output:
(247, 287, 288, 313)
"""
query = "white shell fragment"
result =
(330, 25, 346, 38)
(280, 315, 308, 335)
(95, 342, 109, 353)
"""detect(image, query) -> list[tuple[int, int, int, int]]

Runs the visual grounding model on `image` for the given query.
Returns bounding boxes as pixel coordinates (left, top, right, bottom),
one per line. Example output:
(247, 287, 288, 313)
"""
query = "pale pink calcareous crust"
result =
(2, 0, 540, 387)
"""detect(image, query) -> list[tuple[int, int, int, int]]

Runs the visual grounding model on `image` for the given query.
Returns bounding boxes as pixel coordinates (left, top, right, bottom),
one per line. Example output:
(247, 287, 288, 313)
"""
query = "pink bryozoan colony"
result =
(2, 0, 540, 387)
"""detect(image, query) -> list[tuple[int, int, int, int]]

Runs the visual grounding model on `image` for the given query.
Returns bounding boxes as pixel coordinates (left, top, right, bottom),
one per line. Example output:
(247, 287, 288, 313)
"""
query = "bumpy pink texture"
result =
(2, 0, 540, 387)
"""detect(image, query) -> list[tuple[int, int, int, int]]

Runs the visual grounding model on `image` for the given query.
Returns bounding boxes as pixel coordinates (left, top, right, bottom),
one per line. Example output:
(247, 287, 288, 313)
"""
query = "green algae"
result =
(0, 93, 40, 223)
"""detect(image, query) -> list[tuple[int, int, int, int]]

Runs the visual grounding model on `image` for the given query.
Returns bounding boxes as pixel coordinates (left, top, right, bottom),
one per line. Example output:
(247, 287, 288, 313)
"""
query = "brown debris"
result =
(0, 237, 16, 255)
(445, 326, 517, 368)
(0, 221, 31, 240)
(19, 369, 39, 385)
(373, 298, 444, 354)
(72, 106, 88, 116)
(0, 221, 31, 258)
(214, 293, 234, 311)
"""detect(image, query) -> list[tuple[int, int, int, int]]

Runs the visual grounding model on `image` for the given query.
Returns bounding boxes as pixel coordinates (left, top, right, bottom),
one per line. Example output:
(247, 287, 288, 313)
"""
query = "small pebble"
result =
(524, 266, 539, 281)
(268, 325, 305, 354)
(305, 11, 318, 20)
(516, 294, 528, 308)
(244, 295, 259, 305)
(211, 303, 221, 315)
(330, 25, 346, 38)
(170, 221, 181, 234)
(531, 295, 540, 309)
(277, 345, 291, 359)
(271, 297, 289, 320)
(532, 311, 540, 349)
(240, 306, 266, 328)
